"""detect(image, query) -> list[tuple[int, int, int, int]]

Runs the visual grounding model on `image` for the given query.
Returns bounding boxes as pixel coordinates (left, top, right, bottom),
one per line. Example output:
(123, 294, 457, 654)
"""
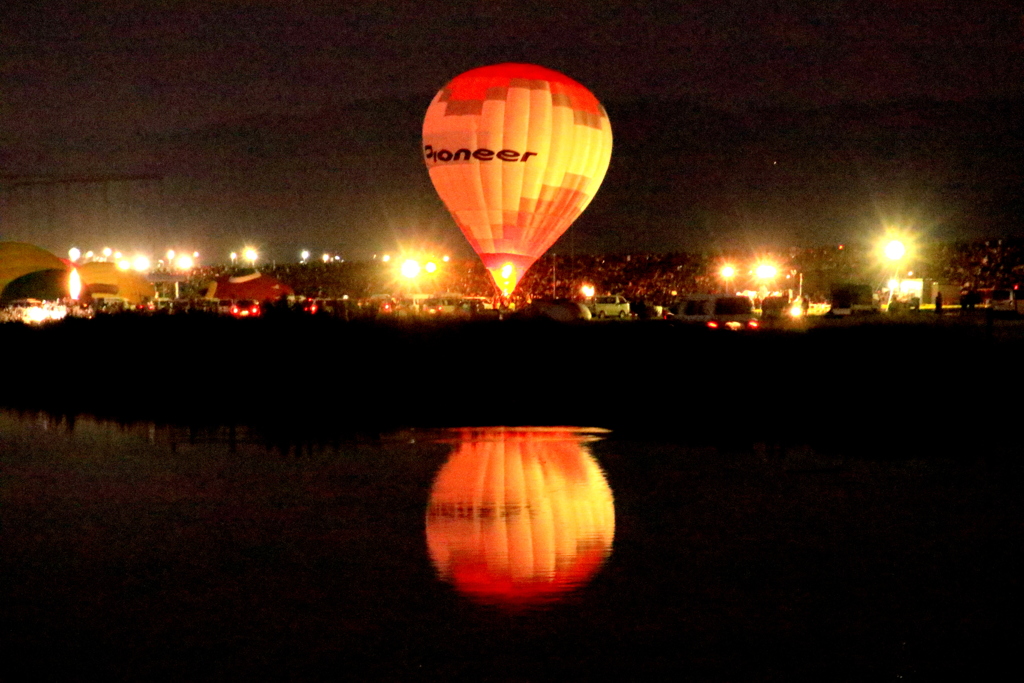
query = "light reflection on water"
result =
(425, 427, 615, 609)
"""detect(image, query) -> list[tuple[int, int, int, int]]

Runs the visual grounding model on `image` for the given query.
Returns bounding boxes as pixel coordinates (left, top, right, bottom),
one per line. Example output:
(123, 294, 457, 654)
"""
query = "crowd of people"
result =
(167, 237, 1024, 307)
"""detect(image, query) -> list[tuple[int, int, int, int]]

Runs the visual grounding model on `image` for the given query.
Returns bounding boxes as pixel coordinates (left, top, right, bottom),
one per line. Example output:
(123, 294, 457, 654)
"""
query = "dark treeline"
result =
(4, 312, 1022, 461)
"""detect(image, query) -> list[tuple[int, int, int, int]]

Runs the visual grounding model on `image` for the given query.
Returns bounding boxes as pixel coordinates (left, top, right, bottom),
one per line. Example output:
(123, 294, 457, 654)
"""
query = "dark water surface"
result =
(1, 410, 1020, 680)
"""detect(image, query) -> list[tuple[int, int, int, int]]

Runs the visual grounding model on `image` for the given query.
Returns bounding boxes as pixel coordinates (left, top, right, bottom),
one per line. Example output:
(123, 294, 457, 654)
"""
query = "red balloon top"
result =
(442, 63, 602, 114)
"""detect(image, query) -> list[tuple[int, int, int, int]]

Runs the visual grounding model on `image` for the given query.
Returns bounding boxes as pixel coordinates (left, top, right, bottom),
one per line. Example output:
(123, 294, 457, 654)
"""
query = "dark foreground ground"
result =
(2, 311, 1022, 455)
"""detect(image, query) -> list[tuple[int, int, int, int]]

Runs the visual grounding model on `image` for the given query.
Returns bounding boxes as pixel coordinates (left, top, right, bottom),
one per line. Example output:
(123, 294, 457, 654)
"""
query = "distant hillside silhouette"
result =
(3, 97, 1020, 258)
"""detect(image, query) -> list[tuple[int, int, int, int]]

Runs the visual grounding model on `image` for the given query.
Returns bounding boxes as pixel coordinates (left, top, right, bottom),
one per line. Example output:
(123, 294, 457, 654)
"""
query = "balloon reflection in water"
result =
(425, 428, 615, 608)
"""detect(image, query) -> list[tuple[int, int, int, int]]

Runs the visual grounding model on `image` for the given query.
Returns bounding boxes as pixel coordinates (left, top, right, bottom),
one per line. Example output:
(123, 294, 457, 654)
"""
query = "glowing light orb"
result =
(884, 240, 906, 261)
(755, 264, 777, 280)
(401, 259, 421, 279)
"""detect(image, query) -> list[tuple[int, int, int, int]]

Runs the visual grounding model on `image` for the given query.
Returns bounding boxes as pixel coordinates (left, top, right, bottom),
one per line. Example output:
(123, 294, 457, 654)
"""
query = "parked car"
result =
(670, 294, 759, 330)
(423, 297, 464, 316)
(230, 299, 261, 318)
(589, 295, 631, 319)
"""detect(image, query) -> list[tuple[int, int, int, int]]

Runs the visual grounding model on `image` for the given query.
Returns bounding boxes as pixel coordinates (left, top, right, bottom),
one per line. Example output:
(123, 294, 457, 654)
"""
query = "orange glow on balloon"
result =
(423, 63, 613, 296)
(425, 428, 615, 609)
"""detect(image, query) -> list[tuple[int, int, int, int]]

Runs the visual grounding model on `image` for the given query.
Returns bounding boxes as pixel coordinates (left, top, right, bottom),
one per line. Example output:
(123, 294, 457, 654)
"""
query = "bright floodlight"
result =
(300, 250, 310, 261)
(68, 247, 81, 262)
(175, 254, 194, 270)
(721, 265, 735, 279)
(132, 255, 150, 272)
(382, 254, 391, 262)
(884, 240, 906, 261)
(117, 259, 131, 270)
(755, 264, 777, 280)
(425, 261, 437, 273)
(166, 249, 176, 261)
(244, 248, 258, 264)
(581, 284, 596, 298)
(401, 259, 421, 278)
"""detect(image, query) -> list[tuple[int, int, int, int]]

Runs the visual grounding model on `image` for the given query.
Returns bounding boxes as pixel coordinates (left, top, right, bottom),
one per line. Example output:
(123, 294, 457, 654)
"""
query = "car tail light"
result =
(707, 321, 719, 328)
(748, 320, 759, 328)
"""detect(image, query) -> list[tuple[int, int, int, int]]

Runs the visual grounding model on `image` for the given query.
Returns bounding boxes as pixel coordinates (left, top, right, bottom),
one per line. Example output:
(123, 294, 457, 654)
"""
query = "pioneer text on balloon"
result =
(424, 146, 538, 163)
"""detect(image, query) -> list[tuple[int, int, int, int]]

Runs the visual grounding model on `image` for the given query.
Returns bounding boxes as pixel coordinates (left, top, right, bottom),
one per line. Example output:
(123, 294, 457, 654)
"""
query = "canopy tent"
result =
(202, 271, 293, 301)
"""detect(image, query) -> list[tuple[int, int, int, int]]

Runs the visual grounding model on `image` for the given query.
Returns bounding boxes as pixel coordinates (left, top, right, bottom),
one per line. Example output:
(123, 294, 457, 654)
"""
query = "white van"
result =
(589, 295, 631, 319)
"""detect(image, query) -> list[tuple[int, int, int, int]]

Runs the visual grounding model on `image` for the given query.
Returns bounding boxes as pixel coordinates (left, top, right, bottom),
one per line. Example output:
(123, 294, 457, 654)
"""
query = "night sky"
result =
(1, 0, 1021, 262)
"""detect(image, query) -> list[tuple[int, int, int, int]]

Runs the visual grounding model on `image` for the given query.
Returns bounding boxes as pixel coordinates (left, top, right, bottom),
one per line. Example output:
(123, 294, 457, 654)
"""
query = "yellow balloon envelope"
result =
(0, 242, 66, 294)
(423, 64, 613, 295)
(77, 261, 156, 305)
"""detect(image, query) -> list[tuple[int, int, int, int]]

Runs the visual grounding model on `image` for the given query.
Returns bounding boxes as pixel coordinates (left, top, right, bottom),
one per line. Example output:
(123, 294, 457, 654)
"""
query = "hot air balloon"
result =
(425, 428, 615, 609)
(0, 242, 66, 295)
(422, 64, 613, 296)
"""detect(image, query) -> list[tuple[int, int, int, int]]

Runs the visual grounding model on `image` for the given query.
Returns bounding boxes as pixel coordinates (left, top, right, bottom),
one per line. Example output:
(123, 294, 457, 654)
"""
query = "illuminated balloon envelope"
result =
(422, 64, 613, 296)
(425, 428, 615, 608)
